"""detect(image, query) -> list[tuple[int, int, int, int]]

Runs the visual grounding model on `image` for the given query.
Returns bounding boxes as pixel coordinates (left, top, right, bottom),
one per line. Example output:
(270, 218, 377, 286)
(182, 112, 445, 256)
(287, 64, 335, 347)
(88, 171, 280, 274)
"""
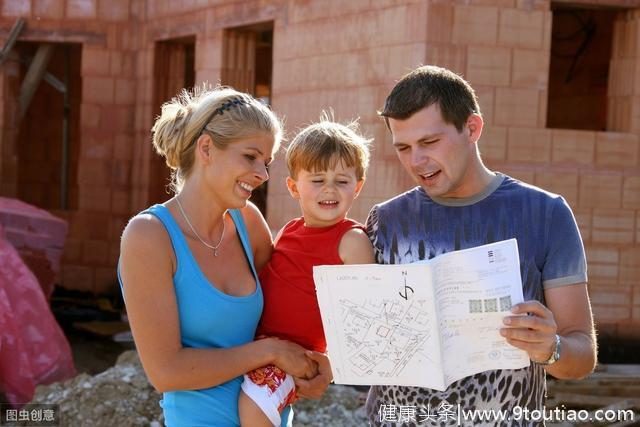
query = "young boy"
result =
(239, 117, 375, 426)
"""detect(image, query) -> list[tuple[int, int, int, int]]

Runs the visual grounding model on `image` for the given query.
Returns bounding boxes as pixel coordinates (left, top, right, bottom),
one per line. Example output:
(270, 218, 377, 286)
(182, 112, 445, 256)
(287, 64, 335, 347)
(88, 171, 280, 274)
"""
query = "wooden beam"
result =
(19, 43, 55, 119)
(0, 18, 25, 67)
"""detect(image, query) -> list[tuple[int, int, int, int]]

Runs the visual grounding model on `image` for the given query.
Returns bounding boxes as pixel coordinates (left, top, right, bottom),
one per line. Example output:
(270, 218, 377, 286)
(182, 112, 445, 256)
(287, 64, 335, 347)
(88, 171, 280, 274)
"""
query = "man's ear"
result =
(354, 179, 365, 199)
(466, 113, 484, 144)
(286, 176, 301, 199)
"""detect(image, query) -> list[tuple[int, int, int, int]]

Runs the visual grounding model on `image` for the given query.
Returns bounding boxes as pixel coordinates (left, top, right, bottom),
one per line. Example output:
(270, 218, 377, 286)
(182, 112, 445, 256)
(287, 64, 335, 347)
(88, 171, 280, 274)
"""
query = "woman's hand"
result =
(294, 351, 333, 399)
(265, 338, 319, 379)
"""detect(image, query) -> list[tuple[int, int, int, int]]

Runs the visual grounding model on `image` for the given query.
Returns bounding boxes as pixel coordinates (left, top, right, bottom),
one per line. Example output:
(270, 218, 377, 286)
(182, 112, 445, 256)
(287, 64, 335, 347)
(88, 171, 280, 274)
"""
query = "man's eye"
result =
(337, 181, 349, 185)
(244, 154, 256, 161)
(312, 180, 323, 184)
(396, 146, 408, 152)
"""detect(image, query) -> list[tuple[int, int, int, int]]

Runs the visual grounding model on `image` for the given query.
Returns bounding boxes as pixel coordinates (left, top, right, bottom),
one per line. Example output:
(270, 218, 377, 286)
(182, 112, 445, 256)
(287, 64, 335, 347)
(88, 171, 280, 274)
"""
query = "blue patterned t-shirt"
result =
(364, 173, 587, 426)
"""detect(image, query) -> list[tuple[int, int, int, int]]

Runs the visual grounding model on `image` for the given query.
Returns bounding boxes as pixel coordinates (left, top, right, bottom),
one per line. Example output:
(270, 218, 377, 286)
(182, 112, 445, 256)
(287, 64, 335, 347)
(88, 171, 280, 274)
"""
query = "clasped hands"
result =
(500, 300, 558, 364)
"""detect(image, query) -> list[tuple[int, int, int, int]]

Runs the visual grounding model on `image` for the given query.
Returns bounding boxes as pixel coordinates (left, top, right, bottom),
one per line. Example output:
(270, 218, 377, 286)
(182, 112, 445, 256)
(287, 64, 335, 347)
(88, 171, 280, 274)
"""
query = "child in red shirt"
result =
(239, 116, 375, 426)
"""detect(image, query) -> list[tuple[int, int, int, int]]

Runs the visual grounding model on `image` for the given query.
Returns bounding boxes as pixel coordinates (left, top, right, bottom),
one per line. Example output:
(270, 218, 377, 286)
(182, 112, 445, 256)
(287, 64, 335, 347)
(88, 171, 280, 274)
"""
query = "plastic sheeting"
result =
(0, 225, 76, 407)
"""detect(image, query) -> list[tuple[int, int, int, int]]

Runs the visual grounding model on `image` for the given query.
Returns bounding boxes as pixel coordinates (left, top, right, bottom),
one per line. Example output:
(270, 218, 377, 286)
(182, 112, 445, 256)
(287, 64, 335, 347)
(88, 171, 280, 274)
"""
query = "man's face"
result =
(389, 104, 480, 199)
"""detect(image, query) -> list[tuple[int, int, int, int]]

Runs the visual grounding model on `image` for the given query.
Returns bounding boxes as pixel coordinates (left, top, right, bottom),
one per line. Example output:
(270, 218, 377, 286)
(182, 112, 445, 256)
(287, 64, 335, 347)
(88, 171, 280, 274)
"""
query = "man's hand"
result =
(294, 351, 333, 400)
(500, 301, 558, 363)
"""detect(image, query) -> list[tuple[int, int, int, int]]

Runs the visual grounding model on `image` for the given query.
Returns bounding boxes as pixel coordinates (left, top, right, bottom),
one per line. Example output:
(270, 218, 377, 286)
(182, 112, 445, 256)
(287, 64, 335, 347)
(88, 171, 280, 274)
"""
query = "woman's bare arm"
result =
(120, 215, 314, 392)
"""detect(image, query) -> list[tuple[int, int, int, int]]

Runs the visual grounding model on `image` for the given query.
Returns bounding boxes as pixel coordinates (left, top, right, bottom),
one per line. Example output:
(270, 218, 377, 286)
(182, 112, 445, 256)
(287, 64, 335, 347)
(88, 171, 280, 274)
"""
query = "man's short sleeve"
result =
(543, 197, 588, 289)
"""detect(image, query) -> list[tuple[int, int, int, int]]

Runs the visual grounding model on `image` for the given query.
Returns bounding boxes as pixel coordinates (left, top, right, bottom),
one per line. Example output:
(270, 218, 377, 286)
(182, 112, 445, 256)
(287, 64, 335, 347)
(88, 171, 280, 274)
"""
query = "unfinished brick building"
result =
(0, 0, 638, 341)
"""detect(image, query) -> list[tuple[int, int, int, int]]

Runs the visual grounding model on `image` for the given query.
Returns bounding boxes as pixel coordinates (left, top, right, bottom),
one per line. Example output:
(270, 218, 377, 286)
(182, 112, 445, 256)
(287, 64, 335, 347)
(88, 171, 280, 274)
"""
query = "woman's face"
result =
(205, 133, 276, 209)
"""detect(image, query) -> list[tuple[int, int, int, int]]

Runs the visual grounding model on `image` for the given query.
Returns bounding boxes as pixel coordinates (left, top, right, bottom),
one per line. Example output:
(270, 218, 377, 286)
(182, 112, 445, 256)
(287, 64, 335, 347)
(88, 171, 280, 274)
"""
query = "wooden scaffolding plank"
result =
(19, 43, 55, 118)
(0, 18, 26, 66)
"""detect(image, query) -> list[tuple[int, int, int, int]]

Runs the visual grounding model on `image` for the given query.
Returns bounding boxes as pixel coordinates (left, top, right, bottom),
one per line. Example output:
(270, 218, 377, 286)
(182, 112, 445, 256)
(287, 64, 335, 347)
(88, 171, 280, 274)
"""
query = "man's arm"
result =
(501, 283, 597, 379)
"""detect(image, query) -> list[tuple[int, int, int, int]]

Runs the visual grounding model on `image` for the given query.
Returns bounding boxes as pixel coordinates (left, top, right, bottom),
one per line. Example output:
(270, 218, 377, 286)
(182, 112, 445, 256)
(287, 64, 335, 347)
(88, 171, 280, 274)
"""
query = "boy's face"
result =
(286, 161, 364, 228)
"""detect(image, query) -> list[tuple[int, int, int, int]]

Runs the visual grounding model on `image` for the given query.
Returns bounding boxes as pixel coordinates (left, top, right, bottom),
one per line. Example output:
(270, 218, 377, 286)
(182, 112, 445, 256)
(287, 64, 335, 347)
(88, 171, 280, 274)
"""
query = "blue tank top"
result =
(119, 204, 292, 426)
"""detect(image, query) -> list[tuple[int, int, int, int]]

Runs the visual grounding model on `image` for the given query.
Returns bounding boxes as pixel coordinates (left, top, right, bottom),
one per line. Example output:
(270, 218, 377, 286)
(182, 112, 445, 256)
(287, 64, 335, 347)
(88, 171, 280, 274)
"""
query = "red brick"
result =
(592, 208, 635, 244)
(78, 159, 110, 186)
(113, 133, 133, 161)
(579, 174, 623, 209)
(114, 79, 136, 105)
(620, 248, 640, 286)
(94, 266, 118, 293)
(34, 0, 64, 19)
(425, 44, 467, 77)
(592, 305, 630, 322)
(81, 48, 110, 76)
(82, 239, 109, 264)
(507, 127, 551, 163)
(61, 264, 94, 291)
(476, 86, 495, 125)
(573, 207, 592, 242)
(551, 129, 595, 165)
(78, 186, 112, 212)
(111, 189, 131, 215)
(452, 5, 498, 46)
(499, 166, 534, 183)
(98, 0, 130, 21)
(83, 77, 115, 104)
(511, 49, 548, 89)
(80, 131, 111, 160)
(595, 132, 639, 167)
(623, 176, 640, 209)
(62, 237, 83, 263)
(2, 0, 30, 16)
(534, 171, 578, 207)
(479, 125, 507, 161)
(586, 246, 619, 265)
(498, 8, 545, 49)
(590, 288, 630, 306)
(80, 103, 101, 130)
(494, 88, 539, 127)
(66, 0, 97, 19)
(588, 264, 619, 283)
(109, 241, 121, 266)
(537, 89, 547, 128)
(427, 2, 453, 43)
(466, 46, 511, 87)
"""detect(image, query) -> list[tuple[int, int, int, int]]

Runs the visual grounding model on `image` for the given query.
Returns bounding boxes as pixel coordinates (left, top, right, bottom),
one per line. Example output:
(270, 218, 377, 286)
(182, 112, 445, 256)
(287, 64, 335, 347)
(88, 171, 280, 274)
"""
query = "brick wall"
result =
(0, 0, 638, 339)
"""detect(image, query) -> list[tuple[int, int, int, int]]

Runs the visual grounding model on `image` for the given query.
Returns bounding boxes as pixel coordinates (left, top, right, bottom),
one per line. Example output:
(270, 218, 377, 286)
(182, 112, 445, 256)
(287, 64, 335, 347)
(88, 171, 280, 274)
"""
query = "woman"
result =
(119, 86, 324, 426)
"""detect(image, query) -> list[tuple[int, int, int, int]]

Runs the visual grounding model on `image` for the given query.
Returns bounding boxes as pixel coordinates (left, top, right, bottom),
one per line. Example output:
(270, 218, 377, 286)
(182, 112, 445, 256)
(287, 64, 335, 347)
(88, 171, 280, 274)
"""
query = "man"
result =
(365, 66, 597, 426)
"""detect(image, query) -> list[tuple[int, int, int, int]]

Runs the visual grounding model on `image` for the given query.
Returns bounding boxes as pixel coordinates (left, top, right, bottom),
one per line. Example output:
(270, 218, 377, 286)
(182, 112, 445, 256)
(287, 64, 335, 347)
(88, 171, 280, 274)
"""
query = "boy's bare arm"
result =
(338, 228, 375, 264)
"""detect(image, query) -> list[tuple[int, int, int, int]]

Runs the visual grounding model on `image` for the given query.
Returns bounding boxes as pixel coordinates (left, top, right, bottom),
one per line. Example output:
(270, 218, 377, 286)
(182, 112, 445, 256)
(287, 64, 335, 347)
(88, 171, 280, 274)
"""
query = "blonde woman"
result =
(119, 86, 326, 427)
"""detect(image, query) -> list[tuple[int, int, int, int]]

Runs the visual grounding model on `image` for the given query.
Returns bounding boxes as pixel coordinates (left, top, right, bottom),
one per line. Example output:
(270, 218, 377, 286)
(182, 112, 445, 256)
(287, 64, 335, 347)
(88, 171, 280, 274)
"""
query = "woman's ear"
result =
(195, 133, 215, 163)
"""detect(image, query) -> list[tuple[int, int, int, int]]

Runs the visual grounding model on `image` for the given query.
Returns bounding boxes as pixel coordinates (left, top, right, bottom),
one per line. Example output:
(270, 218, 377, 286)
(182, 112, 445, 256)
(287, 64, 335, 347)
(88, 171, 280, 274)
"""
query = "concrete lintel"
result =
(0, 29, 107, 46)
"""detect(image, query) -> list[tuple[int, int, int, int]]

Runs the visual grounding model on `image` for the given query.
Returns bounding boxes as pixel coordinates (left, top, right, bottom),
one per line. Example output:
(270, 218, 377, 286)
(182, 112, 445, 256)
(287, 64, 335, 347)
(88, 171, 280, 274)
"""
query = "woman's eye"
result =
(338, 181, 349, 185)
(244, 154, 256, 162)
(312, 180, 323, 184)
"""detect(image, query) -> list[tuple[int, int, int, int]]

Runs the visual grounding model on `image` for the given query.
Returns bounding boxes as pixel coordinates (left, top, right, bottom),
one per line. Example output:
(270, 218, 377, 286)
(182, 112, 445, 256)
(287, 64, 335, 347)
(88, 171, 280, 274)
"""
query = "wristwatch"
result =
(537, 334, 561, 365)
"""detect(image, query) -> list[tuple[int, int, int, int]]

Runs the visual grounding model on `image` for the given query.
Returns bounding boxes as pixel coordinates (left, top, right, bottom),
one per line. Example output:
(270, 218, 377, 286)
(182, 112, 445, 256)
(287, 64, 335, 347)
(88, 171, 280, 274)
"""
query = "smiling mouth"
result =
(420, 170, 440, 180)
(238, 181, 253, 193)
(318, 200, 339, 206)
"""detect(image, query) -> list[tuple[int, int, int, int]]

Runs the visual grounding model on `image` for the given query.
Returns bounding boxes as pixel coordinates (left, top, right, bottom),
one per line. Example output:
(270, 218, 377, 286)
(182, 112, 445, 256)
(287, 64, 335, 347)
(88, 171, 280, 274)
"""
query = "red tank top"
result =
(257, 217, 364, 352)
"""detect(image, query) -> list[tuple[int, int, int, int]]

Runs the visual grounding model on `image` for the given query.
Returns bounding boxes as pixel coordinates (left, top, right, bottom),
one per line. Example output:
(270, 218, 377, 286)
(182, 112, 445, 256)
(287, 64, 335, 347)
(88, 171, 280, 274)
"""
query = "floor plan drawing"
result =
(337, 298, 434, 378)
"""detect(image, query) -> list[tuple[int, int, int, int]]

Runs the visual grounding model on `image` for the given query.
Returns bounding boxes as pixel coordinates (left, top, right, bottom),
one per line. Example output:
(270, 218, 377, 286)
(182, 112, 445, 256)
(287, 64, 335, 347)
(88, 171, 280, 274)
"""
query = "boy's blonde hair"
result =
(286, 112, 371, 181)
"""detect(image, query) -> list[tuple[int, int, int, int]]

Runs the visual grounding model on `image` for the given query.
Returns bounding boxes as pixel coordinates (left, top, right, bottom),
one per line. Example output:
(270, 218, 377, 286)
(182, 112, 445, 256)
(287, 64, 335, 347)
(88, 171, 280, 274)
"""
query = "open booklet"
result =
(313, 238, 530, 391)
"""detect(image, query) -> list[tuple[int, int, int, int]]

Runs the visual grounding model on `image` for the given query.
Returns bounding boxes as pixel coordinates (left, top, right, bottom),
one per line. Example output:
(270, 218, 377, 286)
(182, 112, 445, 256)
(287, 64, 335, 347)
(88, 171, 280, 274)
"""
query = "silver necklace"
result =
(175, 196, 226, 257)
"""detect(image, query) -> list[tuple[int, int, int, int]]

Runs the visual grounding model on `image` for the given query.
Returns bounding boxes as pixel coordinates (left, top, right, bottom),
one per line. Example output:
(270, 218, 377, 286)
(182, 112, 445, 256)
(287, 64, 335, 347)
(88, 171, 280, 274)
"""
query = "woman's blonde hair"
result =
(286, 112, 371, 181)
(151, 84, 282, 192)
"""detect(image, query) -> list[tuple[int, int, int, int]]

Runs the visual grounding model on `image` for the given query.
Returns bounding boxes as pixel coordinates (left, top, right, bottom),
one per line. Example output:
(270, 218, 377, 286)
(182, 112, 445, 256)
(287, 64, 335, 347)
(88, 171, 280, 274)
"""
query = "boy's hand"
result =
(294, 351, 333, 399)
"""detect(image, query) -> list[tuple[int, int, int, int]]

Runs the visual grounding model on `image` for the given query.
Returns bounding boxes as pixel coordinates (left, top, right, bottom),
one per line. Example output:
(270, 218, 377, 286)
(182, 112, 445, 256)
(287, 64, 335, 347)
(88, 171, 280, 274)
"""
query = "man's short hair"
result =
(380, 65, 481, 132)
